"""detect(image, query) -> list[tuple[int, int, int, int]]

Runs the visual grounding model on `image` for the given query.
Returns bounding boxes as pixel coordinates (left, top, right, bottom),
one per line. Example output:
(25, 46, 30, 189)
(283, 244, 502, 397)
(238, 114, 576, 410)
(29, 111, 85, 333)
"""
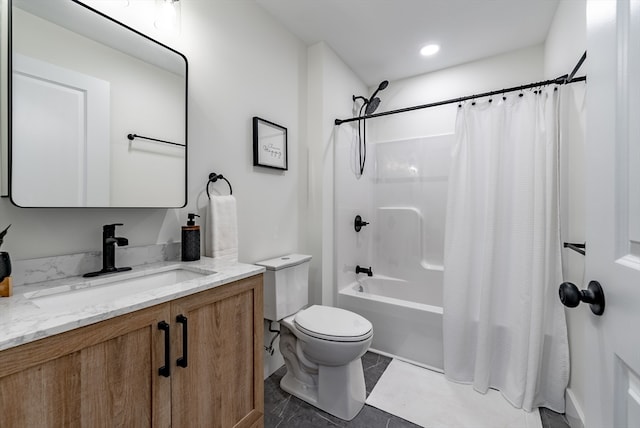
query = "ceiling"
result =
(255, 0, 560, 87)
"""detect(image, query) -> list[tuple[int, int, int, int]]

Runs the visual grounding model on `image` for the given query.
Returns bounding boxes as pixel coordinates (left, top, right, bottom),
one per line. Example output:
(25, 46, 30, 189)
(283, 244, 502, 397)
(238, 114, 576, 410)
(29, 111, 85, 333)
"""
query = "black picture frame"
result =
(253, 116, 287, 171)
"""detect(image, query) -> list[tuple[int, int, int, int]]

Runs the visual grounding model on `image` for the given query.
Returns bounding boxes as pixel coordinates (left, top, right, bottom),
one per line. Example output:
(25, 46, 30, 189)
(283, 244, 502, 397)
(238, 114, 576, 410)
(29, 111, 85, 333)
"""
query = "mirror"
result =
(8, 0, 187, 207)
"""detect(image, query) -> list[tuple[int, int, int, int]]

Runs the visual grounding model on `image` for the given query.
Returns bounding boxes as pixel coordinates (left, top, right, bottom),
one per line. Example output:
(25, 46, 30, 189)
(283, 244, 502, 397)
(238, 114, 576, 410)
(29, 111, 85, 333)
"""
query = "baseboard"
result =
(565, 388, 585, 428)
(368, 347, 444, 374)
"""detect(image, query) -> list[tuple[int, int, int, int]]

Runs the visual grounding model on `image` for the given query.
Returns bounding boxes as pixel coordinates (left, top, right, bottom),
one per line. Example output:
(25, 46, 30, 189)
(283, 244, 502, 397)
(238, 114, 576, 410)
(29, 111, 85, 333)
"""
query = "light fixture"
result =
(420, 44, 440, 56)
(155, 0, 181, 33)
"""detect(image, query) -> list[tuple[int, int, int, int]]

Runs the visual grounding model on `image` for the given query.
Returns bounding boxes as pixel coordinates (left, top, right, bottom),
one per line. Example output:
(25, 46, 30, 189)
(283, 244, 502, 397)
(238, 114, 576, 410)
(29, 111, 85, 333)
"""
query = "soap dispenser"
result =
(181, 213, 201, 261)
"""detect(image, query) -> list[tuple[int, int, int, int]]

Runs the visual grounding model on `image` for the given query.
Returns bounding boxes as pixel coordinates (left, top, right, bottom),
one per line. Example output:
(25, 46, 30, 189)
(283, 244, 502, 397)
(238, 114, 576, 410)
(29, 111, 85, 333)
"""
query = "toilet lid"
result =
(254, 254, 311, 271)
(294, 305, 372, 342)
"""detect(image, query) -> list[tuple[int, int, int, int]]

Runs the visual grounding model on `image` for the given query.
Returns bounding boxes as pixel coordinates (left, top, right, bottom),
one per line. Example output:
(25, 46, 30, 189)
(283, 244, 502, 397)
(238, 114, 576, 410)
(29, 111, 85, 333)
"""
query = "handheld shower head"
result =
(369, 80, 388, 100)
(351, 80, 388, 177)
(377, 80, 389, 91)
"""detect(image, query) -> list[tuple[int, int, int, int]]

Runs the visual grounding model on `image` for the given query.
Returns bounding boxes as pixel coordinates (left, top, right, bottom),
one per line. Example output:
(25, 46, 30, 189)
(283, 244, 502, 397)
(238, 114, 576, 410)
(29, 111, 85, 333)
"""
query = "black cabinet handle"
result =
(176, 314, 188, 368)
(158, 321, 171, 377)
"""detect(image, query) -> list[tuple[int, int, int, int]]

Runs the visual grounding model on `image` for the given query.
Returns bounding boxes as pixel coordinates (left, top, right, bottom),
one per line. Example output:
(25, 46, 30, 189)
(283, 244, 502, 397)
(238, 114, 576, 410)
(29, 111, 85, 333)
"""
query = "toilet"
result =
(256, 254, 373, 421)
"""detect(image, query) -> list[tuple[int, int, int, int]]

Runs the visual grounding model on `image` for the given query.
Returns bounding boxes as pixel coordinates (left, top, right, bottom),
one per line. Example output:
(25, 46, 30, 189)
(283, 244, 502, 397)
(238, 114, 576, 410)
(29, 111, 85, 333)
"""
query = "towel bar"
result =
(127, 133, 185, 147)
(206, 173, 233, 198)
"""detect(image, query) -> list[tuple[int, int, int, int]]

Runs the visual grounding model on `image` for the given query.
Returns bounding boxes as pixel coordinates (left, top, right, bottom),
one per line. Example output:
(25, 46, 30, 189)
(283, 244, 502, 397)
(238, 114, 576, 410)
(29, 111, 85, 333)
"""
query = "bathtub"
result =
(338, 275, 444, 371)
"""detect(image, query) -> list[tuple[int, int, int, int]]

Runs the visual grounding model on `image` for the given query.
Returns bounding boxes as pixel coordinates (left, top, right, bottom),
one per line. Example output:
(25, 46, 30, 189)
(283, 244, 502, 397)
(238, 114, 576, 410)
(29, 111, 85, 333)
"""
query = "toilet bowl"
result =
(256, 254, 373, 420)
(279, 305, 373, 420)
(283, 305, 373, 366)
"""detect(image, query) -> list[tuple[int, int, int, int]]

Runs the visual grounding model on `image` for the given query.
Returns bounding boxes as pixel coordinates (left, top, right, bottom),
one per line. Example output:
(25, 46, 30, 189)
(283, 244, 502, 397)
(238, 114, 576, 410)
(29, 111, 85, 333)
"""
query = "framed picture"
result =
(253, 116, 288, 170)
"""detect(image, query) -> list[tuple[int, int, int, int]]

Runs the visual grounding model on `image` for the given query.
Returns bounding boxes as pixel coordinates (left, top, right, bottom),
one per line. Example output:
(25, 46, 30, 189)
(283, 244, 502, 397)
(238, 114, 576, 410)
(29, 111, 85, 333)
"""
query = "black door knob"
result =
(354, 215, 369, 232)
(559, 280, 605, 316)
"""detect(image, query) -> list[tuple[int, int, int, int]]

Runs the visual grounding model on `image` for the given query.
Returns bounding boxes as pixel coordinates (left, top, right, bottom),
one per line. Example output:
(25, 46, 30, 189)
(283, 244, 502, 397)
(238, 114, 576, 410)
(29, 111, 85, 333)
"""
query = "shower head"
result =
(364, 80, 389, 115)
(365, 97, 381, 115)
(352, 80, 389, 115)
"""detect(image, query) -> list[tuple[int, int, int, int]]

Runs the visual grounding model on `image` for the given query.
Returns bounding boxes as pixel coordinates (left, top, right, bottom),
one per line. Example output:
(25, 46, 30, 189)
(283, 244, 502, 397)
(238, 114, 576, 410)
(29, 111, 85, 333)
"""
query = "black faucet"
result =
(355, 265, 373, 277)
(83, 223, 132, 277)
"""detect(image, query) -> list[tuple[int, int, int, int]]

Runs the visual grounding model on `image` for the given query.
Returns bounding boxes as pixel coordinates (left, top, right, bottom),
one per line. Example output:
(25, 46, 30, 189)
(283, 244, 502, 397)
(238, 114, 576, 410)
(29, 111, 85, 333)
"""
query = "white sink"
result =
(26, 266, 213, 310)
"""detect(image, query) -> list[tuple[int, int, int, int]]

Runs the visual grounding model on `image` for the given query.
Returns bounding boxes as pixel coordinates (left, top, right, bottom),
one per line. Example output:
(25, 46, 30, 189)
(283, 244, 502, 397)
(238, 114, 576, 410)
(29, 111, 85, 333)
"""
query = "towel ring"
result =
(206, 173, 233, 199)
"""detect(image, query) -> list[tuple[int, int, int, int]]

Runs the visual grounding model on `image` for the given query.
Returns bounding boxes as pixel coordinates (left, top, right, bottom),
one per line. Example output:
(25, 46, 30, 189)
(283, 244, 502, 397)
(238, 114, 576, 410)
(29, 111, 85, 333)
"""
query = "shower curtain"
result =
(443, 87, 569, 412)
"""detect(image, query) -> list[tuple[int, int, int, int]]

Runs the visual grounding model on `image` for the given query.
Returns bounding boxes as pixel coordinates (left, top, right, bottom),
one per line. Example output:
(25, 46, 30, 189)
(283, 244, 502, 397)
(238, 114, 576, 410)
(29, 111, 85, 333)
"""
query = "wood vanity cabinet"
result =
(0, 302, 172, 426)
(0, 273, 264, 428)
(170, 273, 264, 428)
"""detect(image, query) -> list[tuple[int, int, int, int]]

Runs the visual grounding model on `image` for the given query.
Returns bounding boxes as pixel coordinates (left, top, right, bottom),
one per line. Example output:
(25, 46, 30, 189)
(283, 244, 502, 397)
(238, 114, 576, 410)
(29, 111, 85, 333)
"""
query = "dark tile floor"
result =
(264, 352, 571, 428)
(540, 407, 571, 428)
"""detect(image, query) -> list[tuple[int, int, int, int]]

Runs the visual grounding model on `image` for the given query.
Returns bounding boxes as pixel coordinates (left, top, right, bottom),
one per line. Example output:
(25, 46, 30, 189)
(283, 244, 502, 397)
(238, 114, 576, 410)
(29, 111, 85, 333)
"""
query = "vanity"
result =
(0, 258, 264, 427)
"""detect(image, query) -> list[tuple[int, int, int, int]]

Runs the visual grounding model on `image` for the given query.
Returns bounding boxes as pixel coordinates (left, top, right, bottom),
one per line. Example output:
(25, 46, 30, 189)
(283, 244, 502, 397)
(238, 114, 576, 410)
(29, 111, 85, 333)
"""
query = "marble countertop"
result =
(0, 257, 265, 352)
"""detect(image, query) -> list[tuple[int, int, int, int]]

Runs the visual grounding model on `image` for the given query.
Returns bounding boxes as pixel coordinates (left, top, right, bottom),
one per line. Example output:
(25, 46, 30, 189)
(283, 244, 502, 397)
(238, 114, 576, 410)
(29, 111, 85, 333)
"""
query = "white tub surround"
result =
(335, 134, 452, 370)
(0, 256, 264, 351)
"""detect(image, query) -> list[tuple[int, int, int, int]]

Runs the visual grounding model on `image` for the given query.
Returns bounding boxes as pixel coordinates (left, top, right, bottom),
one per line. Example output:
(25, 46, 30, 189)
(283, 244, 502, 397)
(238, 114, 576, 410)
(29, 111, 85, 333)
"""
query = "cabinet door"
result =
(0, 304, 172, 427)
(171, 274, 264, 428)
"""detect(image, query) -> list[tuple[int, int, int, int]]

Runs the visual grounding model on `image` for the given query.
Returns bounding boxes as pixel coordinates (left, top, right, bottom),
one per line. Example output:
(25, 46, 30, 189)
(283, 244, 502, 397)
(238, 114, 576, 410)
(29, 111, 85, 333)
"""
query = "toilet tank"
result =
(255, 254, 312, 321)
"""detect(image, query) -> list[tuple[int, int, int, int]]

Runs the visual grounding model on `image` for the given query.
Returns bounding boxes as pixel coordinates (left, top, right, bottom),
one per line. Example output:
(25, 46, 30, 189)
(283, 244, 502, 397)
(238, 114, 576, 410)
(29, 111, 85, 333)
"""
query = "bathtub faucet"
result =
(355, 265, 373, 277)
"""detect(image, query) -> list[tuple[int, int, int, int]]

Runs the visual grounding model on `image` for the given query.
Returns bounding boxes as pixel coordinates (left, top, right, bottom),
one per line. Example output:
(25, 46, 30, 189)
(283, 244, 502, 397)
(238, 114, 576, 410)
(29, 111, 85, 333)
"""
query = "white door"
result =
(584, 1, 640, 427)
(11, 54, 110, 207)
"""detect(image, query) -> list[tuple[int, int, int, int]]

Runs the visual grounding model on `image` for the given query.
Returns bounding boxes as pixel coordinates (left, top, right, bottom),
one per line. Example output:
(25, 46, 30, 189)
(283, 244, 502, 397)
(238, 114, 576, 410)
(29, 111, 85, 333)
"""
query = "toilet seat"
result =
(294, 305, 372, 342)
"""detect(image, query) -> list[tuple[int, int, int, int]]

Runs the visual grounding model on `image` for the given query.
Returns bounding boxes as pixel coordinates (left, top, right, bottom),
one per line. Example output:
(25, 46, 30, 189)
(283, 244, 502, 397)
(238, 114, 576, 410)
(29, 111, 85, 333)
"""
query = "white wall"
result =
(545, 0, 587, 79)
(307, 42, 367, 306)
(0, 1, 306, 265)
(544, 1, 587, 426)
(369, 44, 545, 142)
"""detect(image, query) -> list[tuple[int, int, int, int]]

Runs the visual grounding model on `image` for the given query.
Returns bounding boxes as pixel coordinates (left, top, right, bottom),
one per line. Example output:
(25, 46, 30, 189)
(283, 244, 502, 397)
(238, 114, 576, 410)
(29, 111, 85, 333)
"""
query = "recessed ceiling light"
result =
(420, 44, 440, 56)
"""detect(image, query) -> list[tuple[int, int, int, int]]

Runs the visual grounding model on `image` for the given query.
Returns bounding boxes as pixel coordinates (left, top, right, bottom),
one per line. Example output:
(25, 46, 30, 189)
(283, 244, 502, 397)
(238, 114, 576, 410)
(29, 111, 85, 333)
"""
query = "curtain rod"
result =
(334, 51, 587, 126)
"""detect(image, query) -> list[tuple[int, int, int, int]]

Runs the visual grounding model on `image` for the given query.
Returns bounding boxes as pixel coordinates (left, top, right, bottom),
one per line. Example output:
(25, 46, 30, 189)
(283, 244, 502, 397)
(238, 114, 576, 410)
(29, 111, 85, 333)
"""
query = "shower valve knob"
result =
(354, 215, 369, 232)
(559, 281, 605, 316)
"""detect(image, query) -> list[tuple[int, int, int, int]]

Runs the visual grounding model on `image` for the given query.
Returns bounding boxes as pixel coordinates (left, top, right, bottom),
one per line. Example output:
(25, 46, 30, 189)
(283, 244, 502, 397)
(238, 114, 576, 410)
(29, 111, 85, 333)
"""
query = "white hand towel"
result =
(205, 195, 238, 261)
